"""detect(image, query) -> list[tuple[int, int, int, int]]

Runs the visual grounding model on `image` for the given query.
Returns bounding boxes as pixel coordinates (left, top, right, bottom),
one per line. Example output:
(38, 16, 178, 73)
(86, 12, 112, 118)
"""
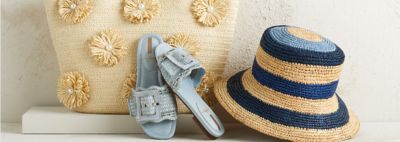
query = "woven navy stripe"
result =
(252, 60, 338, 99)
(227, 71, 349, 129)
(260, 25, 345, 66)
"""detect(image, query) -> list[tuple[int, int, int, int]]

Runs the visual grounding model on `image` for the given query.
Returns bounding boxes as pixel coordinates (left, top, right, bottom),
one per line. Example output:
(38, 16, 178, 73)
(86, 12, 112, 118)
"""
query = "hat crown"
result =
(254, 25, 345, 99)
(259, 25, 345, 66)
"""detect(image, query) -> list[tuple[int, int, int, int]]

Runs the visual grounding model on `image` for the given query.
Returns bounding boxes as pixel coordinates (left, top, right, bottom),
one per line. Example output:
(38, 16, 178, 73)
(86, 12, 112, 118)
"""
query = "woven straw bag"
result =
(43, 0, 239, 114)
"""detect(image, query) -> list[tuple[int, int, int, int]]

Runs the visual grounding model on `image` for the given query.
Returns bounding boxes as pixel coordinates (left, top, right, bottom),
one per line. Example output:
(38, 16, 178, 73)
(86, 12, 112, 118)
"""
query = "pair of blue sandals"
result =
(128, 34, 225, 139)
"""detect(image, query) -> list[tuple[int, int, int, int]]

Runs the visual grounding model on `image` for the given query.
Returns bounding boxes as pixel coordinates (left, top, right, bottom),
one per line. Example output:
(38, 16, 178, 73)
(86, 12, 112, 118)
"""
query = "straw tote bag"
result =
(43, 0, 239, 114)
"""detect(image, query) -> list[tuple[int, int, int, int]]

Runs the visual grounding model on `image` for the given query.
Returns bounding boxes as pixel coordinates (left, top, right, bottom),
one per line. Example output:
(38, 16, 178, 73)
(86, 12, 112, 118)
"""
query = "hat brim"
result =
(214, 69, 360, 141)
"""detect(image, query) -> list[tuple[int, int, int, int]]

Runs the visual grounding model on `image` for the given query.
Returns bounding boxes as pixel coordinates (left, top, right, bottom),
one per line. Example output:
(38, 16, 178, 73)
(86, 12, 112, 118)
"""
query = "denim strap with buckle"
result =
(157, 48, 204, 90)
(128, 86, 177, 124)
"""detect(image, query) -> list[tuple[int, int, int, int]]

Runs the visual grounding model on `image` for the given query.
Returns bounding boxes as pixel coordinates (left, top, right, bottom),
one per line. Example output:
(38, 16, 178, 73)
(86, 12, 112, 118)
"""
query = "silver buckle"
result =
(134, 91, 161, 123)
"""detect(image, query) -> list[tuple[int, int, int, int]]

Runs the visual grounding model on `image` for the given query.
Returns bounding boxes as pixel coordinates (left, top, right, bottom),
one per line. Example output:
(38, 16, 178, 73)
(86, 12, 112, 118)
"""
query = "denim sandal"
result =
(128, 34, 177, 140)
(155, 43, 225, 139)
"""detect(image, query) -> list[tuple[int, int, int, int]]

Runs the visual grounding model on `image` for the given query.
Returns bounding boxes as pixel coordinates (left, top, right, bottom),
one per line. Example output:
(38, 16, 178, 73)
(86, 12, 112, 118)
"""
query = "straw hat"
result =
(214, 25, 360, 141)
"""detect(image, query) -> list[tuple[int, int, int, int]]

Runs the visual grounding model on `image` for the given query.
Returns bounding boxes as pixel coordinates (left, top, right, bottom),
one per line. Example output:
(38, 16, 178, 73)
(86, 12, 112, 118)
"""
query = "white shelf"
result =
(3, 123, 277, 142)
(22, 107, 214, 134)
(3, 122, 400, 142)
(10, 107, 400, 141)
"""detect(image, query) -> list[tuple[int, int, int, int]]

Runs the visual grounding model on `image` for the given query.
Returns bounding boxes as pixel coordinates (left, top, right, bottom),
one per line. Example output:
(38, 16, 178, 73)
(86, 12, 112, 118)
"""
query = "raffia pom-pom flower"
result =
(196, 71, 219, 106)
(57, 72, 90, 109)
(122, 0, 160, 24)
(191, 0, 228, 27)
(58, 0, 93, 24)
(120, 73, 136, 104)
(88, 29, 127, 67)
(166, 34, 200, 56)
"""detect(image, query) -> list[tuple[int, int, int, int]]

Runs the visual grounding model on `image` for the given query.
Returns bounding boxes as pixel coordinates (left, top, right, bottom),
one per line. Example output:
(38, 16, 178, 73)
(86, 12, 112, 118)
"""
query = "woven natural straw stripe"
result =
(241, 70, 339, 114)
(287, 27, 323, 42)
(214, 78, 360, 142)
(256, 47, 342, 84)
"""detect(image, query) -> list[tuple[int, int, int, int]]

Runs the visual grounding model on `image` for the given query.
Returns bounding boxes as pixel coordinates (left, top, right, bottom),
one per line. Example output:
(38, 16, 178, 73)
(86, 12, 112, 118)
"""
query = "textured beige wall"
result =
(2, 0, 400, 123)
(2, 0, 60, 122)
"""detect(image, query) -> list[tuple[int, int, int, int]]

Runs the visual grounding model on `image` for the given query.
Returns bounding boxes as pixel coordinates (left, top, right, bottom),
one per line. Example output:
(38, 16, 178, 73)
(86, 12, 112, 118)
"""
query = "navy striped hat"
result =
(214, 25, 359, 141)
